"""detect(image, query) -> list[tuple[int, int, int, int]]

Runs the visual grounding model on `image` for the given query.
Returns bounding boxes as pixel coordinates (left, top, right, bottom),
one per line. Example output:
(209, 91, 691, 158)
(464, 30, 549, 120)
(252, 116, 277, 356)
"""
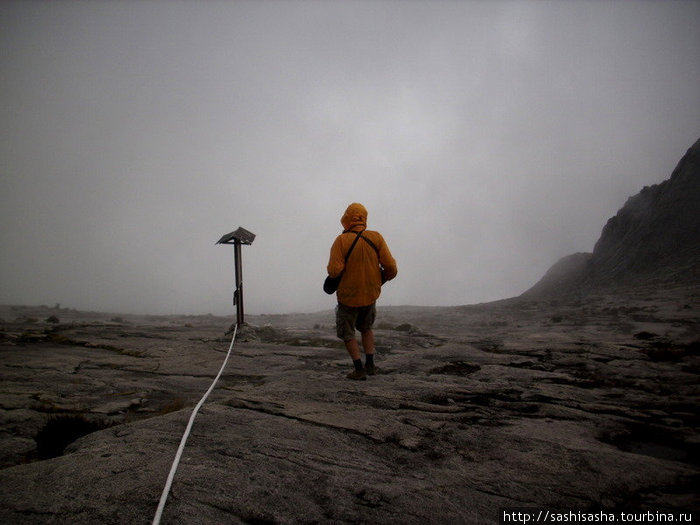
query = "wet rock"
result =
(0, 293, 698, 523)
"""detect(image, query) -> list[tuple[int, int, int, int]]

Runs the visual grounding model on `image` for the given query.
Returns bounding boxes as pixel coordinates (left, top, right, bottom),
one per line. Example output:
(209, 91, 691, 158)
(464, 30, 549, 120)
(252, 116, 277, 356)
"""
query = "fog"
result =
(1, 0, 699, 316)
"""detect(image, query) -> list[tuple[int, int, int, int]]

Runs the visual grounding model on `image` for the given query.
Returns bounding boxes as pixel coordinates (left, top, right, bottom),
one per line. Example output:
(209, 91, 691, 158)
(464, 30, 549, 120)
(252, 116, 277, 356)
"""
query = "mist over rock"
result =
(524, 137, 700, 298)
(521, 252, 593, 298)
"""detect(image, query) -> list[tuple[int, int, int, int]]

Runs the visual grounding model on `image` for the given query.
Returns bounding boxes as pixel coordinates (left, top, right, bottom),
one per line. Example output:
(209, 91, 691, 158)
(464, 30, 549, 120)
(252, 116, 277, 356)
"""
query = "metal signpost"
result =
(216, 227, 255, 327)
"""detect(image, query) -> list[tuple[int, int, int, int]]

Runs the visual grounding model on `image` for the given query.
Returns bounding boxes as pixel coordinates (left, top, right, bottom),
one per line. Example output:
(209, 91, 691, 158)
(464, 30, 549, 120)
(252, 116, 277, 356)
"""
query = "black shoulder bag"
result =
(323, 231, 363, 294)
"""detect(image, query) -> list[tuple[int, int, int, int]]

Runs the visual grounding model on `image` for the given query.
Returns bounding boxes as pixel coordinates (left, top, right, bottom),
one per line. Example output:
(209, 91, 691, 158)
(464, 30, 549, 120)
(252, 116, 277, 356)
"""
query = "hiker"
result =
(326, 203, 397, 380)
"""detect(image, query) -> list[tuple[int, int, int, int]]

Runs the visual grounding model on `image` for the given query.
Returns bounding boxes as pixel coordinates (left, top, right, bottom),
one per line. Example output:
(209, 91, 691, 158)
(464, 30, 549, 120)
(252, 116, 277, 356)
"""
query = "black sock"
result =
(353, 359, 363, 371)
(365, 354, 374, 367)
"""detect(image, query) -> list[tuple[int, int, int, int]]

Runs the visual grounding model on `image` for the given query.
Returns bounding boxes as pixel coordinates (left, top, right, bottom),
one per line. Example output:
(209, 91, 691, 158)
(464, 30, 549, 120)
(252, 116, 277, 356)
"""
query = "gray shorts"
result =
(335, 302, 376, 341)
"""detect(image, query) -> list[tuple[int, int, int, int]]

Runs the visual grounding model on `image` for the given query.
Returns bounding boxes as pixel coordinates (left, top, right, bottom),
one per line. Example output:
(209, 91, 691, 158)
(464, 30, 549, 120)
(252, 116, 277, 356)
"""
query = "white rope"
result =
(152, 324, 238, 525)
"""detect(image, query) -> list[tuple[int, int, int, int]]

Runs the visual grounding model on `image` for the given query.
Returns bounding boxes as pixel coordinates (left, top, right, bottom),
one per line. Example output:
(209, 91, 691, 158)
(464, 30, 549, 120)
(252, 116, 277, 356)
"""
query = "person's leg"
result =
(344, 338, 365, 379)
(361, 330, 374, 355)
(357, 303, 377, 374)
(344, 338, 361, 361)
(360, 329, 377, 374)
(336, 303, 365, 380)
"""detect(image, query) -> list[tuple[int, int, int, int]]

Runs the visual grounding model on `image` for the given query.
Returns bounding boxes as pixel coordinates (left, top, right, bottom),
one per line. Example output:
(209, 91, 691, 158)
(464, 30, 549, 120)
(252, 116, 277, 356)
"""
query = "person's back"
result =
(326, 203, 397, 380)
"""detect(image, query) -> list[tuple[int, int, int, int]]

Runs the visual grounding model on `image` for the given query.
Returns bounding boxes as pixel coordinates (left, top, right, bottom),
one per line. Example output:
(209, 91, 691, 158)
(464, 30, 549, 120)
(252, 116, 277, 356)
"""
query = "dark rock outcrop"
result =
(521, 252, 593, 298)
(524, 137, 700, 298)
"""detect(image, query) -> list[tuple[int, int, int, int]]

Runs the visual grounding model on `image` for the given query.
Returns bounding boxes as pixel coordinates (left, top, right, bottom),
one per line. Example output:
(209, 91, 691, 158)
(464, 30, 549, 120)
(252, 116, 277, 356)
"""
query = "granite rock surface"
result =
(0, 288, 698, 524)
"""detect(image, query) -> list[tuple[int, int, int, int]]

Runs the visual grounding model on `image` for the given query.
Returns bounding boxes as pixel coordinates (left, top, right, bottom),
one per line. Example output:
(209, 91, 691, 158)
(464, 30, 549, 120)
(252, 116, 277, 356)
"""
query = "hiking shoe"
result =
(365, 364, 378, 376)
(347, 368, 367, 380)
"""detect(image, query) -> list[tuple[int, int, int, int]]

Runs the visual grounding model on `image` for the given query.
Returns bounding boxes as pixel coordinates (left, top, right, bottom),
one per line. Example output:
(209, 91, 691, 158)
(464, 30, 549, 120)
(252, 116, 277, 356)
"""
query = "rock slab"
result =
(0, 290, 698, 524)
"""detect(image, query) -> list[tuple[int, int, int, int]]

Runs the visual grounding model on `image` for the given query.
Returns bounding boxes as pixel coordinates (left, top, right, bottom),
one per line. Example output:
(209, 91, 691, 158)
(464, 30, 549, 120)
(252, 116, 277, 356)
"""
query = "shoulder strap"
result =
(360, 234, 384, 281)
(360, 235, 379, 255)
(344, 231, 363, 262)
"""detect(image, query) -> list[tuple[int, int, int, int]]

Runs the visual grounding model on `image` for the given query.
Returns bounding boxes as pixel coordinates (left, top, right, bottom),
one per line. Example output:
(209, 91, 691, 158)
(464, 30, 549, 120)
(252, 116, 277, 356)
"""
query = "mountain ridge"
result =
(523, 137, 700, 298)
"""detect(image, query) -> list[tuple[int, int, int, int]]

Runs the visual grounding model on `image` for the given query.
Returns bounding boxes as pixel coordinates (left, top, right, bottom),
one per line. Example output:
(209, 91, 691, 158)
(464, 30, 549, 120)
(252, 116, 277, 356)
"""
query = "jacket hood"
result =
(341, 203, 367, 231)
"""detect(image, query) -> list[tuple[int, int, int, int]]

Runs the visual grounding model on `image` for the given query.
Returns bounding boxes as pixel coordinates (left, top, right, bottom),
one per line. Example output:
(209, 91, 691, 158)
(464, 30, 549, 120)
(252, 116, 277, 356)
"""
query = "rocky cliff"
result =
(524, 137, 700, 298)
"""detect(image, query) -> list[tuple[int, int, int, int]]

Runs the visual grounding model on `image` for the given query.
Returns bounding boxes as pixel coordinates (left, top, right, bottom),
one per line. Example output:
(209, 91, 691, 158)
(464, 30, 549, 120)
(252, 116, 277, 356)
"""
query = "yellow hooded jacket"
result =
(327, 203, 397, 307)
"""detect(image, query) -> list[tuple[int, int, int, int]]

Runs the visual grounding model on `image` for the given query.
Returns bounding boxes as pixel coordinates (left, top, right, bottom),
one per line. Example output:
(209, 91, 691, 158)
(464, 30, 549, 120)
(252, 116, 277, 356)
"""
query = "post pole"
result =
(217, 227, 254, 327)
(234, 240, 244, 327)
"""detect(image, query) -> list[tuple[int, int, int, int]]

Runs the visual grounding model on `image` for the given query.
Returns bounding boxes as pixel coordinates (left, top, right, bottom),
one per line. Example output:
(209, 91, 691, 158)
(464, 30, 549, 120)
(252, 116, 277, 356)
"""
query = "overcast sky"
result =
(1, 0, 699, 316)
